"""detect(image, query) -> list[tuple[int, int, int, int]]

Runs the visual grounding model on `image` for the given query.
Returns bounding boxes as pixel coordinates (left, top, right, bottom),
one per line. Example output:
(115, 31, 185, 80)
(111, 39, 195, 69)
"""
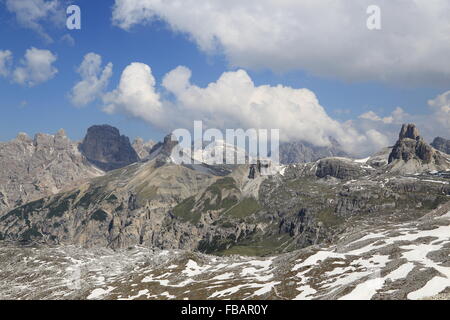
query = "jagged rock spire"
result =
(399, 123, 421, 141)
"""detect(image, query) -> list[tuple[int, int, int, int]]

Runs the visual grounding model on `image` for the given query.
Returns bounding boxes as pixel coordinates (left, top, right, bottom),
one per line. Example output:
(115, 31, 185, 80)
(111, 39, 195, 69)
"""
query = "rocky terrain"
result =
(132, 137, 156, 160)
(431, 136, 450, 155)
(1, 124, 450, 255)
(279, 138, 349, 164)
(0, 129, 103, 217)
(1, 123, 450, 300)
(387, 124, 450, 174)
(1, 205, 450, 300)
(79, 125, 140, 171)
(0, 125, 154, 217)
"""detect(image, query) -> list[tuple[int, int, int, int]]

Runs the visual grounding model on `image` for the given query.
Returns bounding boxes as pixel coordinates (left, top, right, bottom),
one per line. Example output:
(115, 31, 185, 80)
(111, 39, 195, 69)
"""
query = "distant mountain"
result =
(431, 136, 450, 155)
(387, 124, 450, 174)
(0, 129, 103, 216)
(0, 124, 150, 217)
(2, 123, 450, 301)
(3, 123, 450, 256)
(191, 139, 249, 165)
(132, 137, 156, 160)
(279, 138, 349, 164)
(79, 125, 140, 171)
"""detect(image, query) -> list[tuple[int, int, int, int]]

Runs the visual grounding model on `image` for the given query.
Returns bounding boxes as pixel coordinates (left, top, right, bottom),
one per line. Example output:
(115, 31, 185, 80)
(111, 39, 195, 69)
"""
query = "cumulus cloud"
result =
(356, 94, 450, 146)
(70, 53, 113, 107)
(102, 62, 163, 121)
(427, 91, 450, 135)
(112, 0, 450, 85)
(359, 107, 407, 124)
(0, 50, 13, 77)
(12, 47, 58, 87)
(103, 63, 390, 156)
(5, 0, 65, 43)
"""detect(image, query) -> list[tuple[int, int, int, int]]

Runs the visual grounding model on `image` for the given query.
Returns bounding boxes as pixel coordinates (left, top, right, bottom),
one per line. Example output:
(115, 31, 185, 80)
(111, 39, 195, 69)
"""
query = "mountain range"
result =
(1, 123, 450, 300)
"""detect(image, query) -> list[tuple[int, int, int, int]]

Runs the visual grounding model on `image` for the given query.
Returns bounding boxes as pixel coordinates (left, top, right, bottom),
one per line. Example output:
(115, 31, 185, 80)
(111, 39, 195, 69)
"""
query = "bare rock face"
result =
(315, 158, 367, 180)
(132, 137, 156, 160)
(148, 134, 180, 159)
(431, 137, 450, 155)
(0, 130, 103, 216)
(389, 124, 433, 163)
(388, 124, 450, 173)
(79, 125, 140, 171)
(398, 123, 421, 141)
(279, 138, 349, 164)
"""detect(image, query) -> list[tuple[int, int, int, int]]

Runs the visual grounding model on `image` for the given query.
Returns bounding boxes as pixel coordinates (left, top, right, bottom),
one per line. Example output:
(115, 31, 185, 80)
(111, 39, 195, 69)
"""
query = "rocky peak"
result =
(399, 123, 421, 141)
(15, 132, 31, 143)
(387, 124, 450, 173)
(389, 124, 433, 164)
(149, 133, 179, 158)
(55, 128, 67, 138)
(79, 125, 139, 171)
(279, 137, 349, 164)
(0, 129, 103, 216)
(33, 133, 54, 146)
(431, 137, 450, 155)
(132, 137, 156, 160)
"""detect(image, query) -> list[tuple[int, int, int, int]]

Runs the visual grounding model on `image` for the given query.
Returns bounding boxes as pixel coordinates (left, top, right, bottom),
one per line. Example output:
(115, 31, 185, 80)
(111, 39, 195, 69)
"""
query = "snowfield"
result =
(1, 209, 450, 300)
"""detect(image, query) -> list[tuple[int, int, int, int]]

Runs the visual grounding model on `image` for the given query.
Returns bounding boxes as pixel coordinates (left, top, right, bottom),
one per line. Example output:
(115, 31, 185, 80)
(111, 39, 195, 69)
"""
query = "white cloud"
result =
(0, 50, 13, 77)
(112, 0, 450, 85)
(355, 94, 450, 145)
(428, 91, 450, 134)
(359, 107, 407, 124)
(13, 47, 58, 87)
(5, 0, 64, 43)
(70, 53, 113, 107)
(102, 62, 163, 121)
(61, 34, 75, 46)
(103, 63, 389, 156)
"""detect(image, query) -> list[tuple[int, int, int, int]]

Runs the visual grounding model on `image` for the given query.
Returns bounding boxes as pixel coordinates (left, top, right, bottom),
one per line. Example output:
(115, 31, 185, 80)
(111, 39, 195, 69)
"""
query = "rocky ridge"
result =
(279, 138, 349, 164)
(0, 129, 103, 217)
(2, 124, 450, 258)
(388, 124, 450, 174)
(79, 125, 140, 171)
(2, 123, 450, 299)
(431, 136, 450, 155)
(1, 204, 450, 300)
(132, 137, 156, 160)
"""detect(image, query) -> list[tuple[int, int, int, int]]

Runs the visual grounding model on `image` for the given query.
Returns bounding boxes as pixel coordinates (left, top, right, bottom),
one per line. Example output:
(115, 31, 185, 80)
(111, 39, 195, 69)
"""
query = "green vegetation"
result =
(0, 207, 24, 222)
(422, 195, 449, 210)
(199, 177, 240, 212)
(172, 196, 201, 224)
(217, 234, 292, 257)
(23, 198, 46, 211)
(0, 198, 47, 222)
(317, 208, 343, 227)
(197, 234, 237, 254)
(21, 226, 43, 241)
(172, 178, 241, 224)
(47, 199, 71, 219)
(77, 187, 103, 208)
(136, 184, 159, 205)
(91, 209, 109, 222)
(225, 198, 261, 219)
(106, 194, 118, 202)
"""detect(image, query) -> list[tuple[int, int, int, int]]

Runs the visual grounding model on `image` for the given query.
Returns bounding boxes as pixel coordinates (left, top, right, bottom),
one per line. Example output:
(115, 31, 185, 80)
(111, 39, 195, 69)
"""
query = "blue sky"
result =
(1, 0, 449, 155)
